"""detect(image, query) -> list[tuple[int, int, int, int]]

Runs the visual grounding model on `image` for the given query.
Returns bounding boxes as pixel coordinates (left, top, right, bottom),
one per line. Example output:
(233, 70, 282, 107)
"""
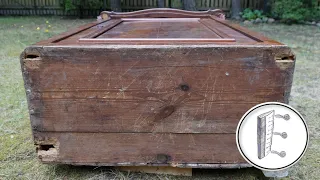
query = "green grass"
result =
(246, 23, 320, 180)
(0, 17, 319, 179)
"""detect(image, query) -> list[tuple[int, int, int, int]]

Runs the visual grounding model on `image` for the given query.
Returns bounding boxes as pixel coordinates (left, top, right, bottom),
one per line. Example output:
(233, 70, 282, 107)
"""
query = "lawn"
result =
(0, 16, 319, 180)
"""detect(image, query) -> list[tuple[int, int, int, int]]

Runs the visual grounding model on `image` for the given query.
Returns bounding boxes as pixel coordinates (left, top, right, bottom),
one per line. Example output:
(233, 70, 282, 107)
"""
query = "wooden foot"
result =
(117, 166, 192, 176)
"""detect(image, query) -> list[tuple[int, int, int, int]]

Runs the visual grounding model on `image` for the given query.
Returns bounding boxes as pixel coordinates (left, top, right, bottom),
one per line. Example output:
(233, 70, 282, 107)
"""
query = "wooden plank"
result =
(83, 19, 123, 38)
(23, 47, 292, 92)
(22, 46, 294, 133)
(117, 166, 192, 176)
(30, 99, 261, 133)
(34, 132, 247, 164)
(211, 16, 278, 43)
(215, 0, 219, 8)
(125, 0, 129, 8)
(198, 19, 232, 38)
(80, 38, 236, 43)
(227, 0, 231, 8)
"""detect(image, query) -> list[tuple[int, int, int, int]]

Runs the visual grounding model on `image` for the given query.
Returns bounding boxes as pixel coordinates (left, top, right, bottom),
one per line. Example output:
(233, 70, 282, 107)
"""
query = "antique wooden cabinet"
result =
(21, 8, 295, 169)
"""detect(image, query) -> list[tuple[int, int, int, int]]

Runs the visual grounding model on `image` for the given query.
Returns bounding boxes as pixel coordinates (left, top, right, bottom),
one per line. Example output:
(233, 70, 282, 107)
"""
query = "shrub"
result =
(60, 0, 103, 12)
(240, 8, 267, 20)
(305, 6, 320, 21)
(272, 0, 320, 24)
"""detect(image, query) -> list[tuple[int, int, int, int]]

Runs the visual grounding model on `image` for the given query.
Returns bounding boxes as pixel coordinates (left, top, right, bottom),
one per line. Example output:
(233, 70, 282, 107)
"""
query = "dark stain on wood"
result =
(155, 105, 176, 121)
(156, 154, 172, 163)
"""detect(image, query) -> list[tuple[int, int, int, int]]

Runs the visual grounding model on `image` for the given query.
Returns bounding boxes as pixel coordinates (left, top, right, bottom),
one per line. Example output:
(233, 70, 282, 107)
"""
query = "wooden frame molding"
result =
(100, 8, 225, 19)
(79, 16, 236, 44)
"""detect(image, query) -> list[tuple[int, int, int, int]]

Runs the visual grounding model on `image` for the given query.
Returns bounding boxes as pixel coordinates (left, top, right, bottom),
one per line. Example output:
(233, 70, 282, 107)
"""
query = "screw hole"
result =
(180, 84, 190, 91)
(26, 54, 39, 59)
(39, 145, 54, 151)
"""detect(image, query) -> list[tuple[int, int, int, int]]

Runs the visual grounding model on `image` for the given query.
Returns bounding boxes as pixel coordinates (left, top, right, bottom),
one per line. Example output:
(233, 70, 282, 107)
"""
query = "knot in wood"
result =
(180, 84, 190, 91)
(155, 105, 175, 121)
(161, 105, 175, 117)
(156, 154, 171, 163)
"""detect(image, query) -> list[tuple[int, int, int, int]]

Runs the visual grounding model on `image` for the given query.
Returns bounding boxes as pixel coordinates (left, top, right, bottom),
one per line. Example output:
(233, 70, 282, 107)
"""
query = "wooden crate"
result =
(20, 8, 295, 169)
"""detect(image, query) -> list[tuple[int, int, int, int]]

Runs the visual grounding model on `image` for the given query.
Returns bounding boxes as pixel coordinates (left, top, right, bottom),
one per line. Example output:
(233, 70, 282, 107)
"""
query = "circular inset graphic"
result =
(236, 102, 309, 171)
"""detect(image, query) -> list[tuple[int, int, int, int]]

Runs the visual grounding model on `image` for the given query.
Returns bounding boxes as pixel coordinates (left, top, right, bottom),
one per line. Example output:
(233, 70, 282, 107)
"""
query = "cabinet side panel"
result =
(22, 46, 295, 133)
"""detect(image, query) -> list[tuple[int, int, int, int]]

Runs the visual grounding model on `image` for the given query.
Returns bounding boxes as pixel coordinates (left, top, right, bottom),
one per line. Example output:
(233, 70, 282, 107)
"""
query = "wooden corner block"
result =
(117, 166, 192, 176)
(101, 13, 109, 20)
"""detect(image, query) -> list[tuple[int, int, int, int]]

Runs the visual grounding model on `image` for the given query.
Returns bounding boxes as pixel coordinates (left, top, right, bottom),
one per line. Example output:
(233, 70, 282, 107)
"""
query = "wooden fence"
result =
(0, 0, 264, 17)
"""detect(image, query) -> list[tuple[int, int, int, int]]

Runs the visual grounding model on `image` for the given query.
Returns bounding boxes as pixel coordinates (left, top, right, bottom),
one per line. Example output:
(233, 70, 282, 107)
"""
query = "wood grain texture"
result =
(34, 132, 247, 164)
(22, 46, 295, 133)
(21, 9, 296, 166)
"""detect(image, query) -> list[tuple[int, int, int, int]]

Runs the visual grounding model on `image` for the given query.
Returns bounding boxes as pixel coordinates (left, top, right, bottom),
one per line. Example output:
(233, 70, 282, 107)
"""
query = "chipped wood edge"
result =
(274, 49, 296, 104)
(20, 47, 44, 134)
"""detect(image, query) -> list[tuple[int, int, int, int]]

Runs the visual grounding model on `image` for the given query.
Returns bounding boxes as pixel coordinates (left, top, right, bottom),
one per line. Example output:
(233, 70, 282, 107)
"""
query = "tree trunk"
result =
(182, 0, 196, 11)
(157, 0, 165, 8)
(231, 0, 241, 19)
(110, 0, 122, 12)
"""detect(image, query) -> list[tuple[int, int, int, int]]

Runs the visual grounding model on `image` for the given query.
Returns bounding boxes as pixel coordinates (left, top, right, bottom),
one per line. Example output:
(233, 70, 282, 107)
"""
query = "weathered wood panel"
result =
(22, 46, 294, 133)
(31, 99, 254, 133)
(34, 132, 246, 164)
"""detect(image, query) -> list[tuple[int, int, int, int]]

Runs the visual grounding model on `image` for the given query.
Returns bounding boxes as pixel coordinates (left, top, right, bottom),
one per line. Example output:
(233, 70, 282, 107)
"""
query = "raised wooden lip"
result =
(100, 8, 224, 19)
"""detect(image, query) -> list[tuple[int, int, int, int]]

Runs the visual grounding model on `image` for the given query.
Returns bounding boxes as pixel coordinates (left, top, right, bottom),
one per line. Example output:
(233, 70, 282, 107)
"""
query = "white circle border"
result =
(236, 102, 309, 171)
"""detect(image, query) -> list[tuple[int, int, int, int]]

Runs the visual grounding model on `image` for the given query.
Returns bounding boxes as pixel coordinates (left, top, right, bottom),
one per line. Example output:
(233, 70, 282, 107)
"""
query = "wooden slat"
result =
(117, 166, 192, 176)
(82, 19, 123, 38)
(34, 132, 246, 164)
(80, 38, 236, 43)
(198, 19, 232, 38)
(32, 99, 269, 133)
(22, 46, 294, 133)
